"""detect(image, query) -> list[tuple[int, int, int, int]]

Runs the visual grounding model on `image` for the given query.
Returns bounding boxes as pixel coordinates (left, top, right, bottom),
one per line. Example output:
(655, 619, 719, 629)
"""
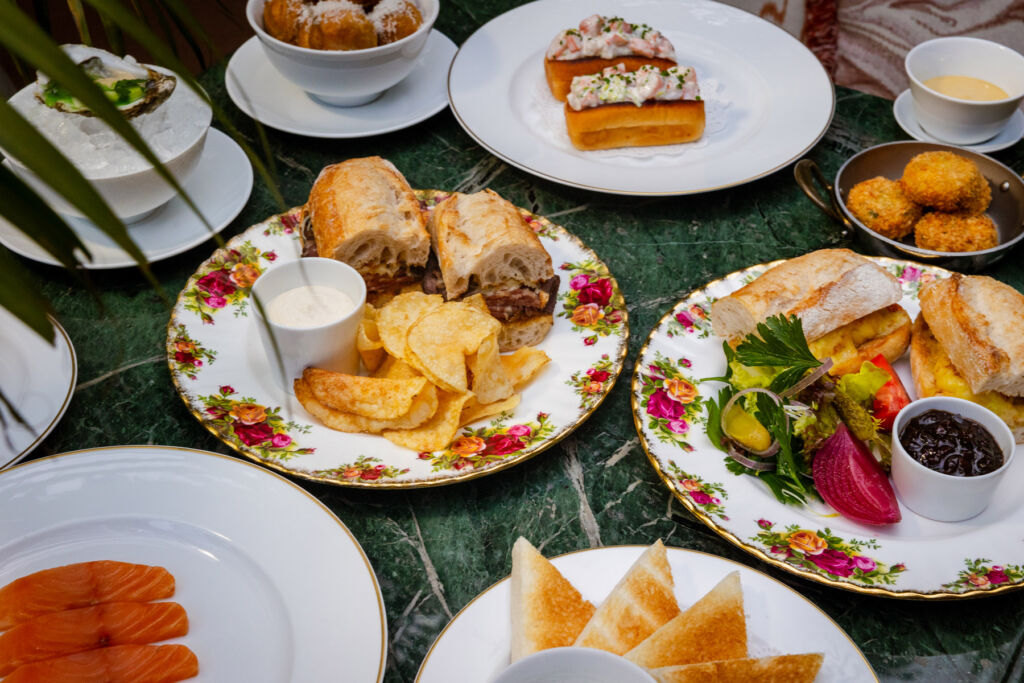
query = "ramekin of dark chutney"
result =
(898, 409, 1003, 477)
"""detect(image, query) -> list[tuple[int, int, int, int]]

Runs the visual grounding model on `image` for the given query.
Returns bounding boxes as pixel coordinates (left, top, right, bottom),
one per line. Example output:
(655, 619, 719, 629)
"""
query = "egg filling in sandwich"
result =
(422, 189, 559, 352)
(304, 156, 430, 297)
(711, 248, 911, 376)
(911, 273, 1024, 442)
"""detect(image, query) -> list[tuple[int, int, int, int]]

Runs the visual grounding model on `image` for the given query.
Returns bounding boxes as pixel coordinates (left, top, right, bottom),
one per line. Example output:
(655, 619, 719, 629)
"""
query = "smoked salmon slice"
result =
(2, 643, 198, 683)
(0, 601, 189, 675)
(0, 561, 174, 630)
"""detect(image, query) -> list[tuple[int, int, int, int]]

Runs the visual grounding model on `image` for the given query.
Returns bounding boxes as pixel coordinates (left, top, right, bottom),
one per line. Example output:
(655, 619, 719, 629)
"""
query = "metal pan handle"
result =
(794, 159, 846, 224)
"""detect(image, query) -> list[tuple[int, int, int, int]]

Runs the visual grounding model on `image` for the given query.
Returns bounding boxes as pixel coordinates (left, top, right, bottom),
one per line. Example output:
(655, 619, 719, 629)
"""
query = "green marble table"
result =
(12, 5, 1024, 681)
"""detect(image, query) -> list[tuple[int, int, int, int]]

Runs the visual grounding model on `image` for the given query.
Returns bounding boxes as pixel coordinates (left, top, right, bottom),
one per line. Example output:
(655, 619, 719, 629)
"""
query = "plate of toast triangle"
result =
(416, 540, 875, 682)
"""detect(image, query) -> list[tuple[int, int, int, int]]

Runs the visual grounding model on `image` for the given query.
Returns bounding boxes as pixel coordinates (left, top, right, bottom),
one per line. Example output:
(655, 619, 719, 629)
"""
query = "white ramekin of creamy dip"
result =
(251, 257, 367, 392)
(905, 37, 1024, 145)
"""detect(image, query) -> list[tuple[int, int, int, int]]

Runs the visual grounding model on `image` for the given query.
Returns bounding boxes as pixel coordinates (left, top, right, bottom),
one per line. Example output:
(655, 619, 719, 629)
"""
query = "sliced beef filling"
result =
(422, 257, 559, 322)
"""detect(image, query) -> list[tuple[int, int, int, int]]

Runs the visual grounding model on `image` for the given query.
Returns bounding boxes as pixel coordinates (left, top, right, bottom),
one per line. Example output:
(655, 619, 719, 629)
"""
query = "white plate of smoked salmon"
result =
(0, 446, 386, 682)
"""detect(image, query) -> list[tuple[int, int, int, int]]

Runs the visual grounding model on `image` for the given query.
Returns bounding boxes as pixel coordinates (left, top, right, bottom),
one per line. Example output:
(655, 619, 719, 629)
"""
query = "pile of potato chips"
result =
(293, 292, 550, 452)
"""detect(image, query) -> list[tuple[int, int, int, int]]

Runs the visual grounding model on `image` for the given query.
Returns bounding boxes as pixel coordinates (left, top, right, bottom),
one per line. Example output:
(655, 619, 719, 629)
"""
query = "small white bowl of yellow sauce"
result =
(905, 37, 1024, 145)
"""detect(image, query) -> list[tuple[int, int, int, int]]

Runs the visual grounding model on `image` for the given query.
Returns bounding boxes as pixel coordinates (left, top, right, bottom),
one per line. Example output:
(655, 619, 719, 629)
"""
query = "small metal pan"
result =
(795, 141, 1024, 272)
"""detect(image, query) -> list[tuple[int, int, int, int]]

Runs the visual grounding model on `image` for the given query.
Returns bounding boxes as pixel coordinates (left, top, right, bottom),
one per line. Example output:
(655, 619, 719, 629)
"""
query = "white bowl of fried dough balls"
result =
(796, 141, 1024, 272)
(247, 0, 438, 106)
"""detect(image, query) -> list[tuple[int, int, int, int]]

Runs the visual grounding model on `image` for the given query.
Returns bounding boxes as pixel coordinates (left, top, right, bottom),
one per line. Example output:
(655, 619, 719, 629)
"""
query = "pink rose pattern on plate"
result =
(665, 461, 728, 520)
(197, 385, 314, 460)
(942, 559, 1024, 592)
(557, 259, 626, 346)
(314, 455, 409, 482)
(753, 521, 906, 586)
(637, 352, 702, 452)
(424, 412, 554, 472)
(167, 323, 216, 381)
(666, 301, 713, 338)
(566, 353, 616, 412)
(181, 241, 278, 324)
(262, 207, 303, 238)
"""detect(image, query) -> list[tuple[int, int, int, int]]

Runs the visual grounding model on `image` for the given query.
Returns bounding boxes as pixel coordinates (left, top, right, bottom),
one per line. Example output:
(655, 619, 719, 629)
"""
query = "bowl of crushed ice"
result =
(5, 45, 212, 223)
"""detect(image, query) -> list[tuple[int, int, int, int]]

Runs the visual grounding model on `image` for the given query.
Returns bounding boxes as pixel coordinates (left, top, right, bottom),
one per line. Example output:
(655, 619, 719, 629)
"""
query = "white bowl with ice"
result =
(6, 48, 212, 223)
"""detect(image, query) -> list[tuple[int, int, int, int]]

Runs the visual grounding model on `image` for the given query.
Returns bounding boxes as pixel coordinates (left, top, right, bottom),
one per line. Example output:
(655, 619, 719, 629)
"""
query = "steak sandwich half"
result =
(711, 248, 911, 376)
(304, 156, 430, 297)
(424, 189, 559, 352)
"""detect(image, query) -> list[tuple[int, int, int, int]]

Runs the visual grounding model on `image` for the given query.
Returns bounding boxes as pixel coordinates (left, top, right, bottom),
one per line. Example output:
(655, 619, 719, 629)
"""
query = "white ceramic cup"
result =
(246, 0, 439, 107)
(905, 37, 1024, 145)
(491, 648, 655, 683)
(891, 396, 1015, 522)
(251, 258, 367, 393)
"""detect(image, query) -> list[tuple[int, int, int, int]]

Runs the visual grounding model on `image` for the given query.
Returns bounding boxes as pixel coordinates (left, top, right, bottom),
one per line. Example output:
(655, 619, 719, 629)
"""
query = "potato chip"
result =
(406, 302, 502, 393)
(295, 378, 438, 433)
(376, 291, 444, 359)
(376, 357, 422, 380)
(357, 316, 386, 373)
(467, 333, 513, 404)
(462, 293, 489, 313)
(383, 391, 474, 452)
(460, 393, 521, 427)
(303, 368, 428, 419)
(500, 347, 551, 390)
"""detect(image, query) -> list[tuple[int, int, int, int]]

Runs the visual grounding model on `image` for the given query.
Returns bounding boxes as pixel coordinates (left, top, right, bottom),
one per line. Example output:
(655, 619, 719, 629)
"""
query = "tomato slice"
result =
(869, 353, 911, 432)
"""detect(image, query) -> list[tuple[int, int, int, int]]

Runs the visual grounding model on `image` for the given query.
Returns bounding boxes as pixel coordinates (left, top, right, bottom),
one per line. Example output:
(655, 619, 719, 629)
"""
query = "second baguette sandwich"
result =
(424, 189, 559, 352)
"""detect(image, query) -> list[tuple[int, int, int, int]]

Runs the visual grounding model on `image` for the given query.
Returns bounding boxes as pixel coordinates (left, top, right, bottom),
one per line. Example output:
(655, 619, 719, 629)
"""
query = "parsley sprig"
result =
(734, 315, 822, 394)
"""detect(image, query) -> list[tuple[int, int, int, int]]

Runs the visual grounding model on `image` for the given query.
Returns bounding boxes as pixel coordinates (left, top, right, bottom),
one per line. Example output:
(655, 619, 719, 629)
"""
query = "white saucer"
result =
(225, 31, 456, 138)
(0, 311, 76, 470)
(893, 89, 1024, 153)
(0, 128, 252, 269)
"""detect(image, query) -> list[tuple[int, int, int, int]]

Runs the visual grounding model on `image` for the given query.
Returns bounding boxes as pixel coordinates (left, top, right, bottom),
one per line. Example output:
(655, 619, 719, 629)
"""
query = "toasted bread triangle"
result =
(625, 571, 746, 668)
(573, 540, 680, 655)
(648, 653, 825, 683)
(509, 537, 596, 663)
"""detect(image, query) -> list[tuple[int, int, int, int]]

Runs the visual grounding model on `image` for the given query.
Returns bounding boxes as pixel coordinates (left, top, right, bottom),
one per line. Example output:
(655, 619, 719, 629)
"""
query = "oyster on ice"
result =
(34, 45, 176, 119)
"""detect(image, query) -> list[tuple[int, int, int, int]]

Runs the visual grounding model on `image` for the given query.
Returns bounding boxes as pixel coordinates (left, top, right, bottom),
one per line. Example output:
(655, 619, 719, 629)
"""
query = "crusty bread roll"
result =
(509, 537, 596, 663)
(306, 156, 429, 291)
(565, 100, 705, 150)
(648, 653, 825, 683)
(573, 540, 679, 654)
(499, 316, 553, 354)
(710, 249, 903, 345)
(545, 56, 676, 102)
(428, 190, 552, 299)
(910, 314, 1024, 443)
(918, 274, 1024, 397)
(624, 572, 746, 668)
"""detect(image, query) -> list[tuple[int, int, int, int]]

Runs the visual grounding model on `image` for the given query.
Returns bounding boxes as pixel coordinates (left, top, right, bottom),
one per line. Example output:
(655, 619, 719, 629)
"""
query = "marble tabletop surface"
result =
(12, 3, 1024, 682)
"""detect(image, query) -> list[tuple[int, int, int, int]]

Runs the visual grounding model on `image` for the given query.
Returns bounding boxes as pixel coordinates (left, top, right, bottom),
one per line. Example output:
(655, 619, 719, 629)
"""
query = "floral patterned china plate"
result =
(632, 258, 1024, 598)
(168, 192, 628, 488)
(416, 545, 876, 682)
(0, 446, 386, 682)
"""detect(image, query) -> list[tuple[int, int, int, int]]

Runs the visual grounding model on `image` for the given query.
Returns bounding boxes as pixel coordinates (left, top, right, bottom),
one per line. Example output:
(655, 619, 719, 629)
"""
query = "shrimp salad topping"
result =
(567, 63, 700, 111)
(546, 14, 676, 61)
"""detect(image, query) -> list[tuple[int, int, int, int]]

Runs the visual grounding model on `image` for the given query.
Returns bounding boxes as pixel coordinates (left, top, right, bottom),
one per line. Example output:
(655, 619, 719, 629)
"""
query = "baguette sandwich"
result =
(424, 189, 559, 352)
(565, 64, 705, 150)
(305, 156, 430, 297)
(911, 273, 1024, 442)
(711, 249, 911, 376)
(545, 14, 676, 102)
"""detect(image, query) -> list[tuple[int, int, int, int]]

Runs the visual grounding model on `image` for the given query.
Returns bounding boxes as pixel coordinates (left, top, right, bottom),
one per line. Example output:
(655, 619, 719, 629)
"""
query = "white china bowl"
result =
(891, 396, 1015, 522)
(246, 0, 439, 107)
(905, 37, 1024, 145)
(251, 257, 367, 393)
(5, 72, 211, 224)
(491, 648, 655, 683)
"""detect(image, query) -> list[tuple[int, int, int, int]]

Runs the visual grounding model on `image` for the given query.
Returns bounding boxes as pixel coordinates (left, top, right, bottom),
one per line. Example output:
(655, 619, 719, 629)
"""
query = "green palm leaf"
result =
(0, 245, 54, 343)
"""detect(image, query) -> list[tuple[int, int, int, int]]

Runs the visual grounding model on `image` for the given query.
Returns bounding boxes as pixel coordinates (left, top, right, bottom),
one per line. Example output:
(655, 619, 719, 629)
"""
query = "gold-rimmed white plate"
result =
(633, 257, 1024, 598)
(447, 0, 834, 195)
(0, 446, 386, 682)
(416, 544, 876, 681)
(167, 192, 628, 488)
(0, 310, 76, 469)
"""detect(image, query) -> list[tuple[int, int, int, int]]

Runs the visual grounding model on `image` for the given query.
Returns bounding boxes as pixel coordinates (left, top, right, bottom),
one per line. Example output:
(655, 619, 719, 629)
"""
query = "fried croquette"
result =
(370, 0, 423, 44)
(263, 0, 304, 43)
(900, 151, 990, 213)
(297, 2, 377, 50)
(914, 212, 1000, 252)
(847, 176, 922, 239)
